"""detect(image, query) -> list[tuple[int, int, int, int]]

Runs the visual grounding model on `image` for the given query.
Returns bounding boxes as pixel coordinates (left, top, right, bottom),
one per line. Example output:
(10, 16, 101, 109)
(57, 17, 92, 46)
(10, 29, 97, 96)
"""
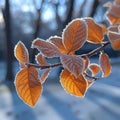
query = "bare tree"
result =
(90, 0, 100, 17)
(30, 0, 44, 63)
(2, 0, 13, 81)
(62, 0, 75, 28)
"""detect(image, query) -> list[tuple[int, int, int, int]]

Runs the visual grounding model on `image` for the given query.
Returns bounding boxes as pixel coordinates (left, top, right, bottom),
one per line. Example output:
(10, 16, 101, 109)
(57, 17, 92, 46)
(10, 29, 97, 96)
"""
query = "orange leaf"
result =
(106, 4, 120, 24)
(62, 19, 87, 53)
(89, 63, 100, 76)
(36, 53, 48, 65)
(40, 69, 50, 84)
(108, 31, 120, 50)
(32, 38, 61, 58)
(60, 54, 84, 78)
(99, 53, 111, 77)
(14, 41, 29, 63)
(60, 69, 87, 97)
(15, 68, 42, 107)
(84, 18, 104, 44)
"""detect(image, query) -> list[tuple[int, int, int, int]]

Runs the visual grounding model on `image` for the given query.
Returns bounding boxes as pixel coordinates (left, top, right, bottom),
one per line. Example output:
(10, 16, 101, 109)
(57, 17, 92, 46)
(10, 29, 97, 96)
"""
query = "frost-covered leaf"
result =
(14, 41, 29, 63)
(60, 54, 84, 78)
(15, 68, 42, 107)
(60, 69, 87, 97)
(88, 63, 100, 76)
(99, 53, 111, 77)
(105, 4, 120, 24)
(32, 38, 61, 58)
(108, 31, 120, 50)
(62, 19, 87, 53)
(84, 18, 104, 44)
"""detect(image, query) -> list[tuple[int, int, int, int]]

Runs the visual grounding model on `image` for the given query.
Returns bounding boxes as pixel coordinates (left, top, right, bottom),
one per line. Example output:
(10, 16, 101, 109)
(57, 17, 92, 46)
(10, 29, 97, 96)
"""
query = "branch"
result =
(27, 41, 110, 70)
(27, 63, 62, 70)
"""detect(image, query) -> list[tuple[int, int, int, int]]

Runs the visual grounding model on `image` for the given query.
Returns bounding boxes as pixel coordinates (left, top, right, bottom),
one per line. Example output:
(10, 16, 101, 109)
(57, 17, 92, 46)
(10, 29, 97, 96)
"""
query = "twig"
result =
(27, 41, 110, 70)
(27, 63, 62, 69)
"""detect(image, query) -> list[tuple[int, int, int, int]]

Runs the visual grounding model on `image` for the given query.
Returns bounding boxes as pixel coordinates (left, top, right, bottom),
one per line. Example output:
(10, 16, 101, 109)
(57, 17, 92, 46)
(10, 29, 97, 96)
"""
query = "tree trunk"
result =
(63, 0, 75, 29)
(90, 0, 99, 17)
(30, 0, 45, 63)
(3, 0, 13, 81)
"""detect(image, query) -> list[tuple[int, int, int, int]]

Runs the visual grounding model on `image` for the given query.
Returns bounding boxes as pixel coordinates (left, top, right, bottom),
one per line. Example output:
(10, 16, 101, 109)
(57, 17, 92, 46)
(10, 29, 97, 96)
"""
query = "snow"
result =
(0, 57, 120, 120)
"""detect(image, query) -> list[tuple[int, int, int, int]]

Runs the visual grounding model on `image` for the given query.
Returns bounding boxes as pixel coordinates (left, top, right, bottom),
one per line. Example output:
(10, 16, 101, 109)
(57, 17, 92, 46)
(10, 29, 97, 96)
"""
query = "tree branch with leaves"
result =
(14, 0, 120, 107)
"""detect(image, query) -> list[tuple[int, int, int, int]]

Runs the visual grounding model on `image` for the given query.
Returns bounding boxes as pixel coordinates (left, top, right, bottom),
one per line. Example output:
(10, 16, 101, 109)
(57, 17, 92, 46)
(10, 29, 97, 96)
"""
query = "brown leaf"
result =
(14, 41, 29, 63)
(84, 18, 104, 44)
(60, 54, 84, 78)
(89, 63, 100, 76)
(60, 69, 87, 97)
(62, 19, 87, 53)
(36, 53, 48, 65)
(40, 69, 50, 84)
(99, 53, 111, 77)
(32, 38, 61, 58)
(15, 68, 42, 107)
(108, 31, 120, 50)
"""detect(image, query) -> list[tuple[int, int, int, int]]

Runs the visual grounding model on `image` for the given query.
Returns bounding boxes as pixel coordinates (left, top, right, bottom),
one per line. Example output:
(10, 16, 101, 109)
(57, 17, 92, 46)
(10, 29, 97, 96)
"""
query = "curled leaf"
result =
(14, 41, 29, 63)
(60, 69, 87, 97)
(108, 31, 120, 50)
(15, 68, 42, 107)
(89, 63, 100, 76)
(60, 54, 84, 78)
(62, 19, 87, 53)
(32, 38, 61, 58)
(36, 53, 48, 65)
(84, 18, 104, 44)
(99, 53, 111, 77)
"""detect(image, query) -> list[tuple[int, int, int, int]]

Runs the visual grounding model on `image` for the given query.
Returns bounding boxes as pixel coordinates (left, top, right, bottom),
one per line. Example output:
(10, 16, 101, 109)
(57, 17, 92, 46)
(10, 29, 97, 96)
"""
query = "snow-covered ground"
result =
(0, 57, 120, 120)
